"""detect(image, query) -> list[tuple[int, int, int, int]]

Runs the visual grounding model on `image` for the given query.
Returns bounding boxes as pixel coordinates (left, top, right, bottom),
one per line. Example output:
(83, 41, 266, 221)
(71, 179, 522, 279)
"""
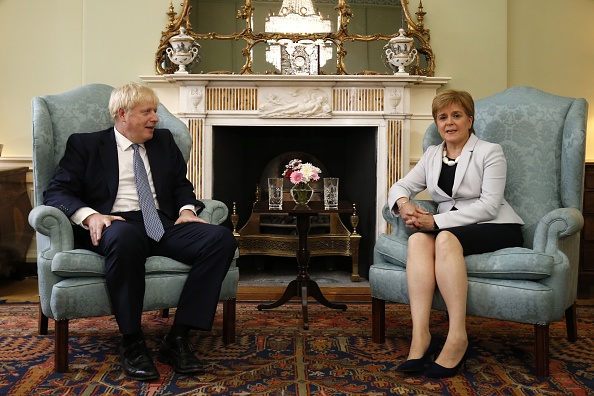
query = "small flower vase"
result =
(290, 182, 314, 205)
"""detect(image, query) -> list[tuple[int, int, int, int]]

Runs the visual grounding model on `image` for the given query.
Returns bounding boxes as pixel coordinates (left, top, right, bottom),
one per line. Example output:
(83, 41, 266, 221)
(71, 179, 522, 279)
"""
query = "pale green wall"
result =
(0, 0, 164, 157)
(423, 0, 508, 98)
(1, 0, 594, 160)
(507, 0, 594, 162)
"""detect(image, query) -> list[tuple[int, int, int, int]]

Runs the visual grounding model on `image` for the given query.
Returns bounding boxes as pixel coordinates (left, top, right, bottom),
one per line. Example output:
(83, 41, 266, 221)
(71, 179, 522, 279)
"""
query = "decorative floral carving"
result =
(188, 88, 203, 112)
(259, 89, 331, 118)
(388, 89, 402, 114)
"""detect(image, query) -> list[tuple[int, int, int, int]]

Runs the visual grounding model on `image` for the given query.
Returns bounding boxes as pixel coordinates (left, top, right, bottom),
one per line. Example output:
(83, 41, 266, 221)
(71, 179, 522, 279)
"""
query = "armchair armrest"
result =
(28, 205, 75, 319)
(198, 199, 229, 225)
(28, 205, 75, 260)
(382, 200, 438, 238)
(533, 207, 584, 317)
(533, 207, 584, 255)
(29, 201, 230, 253)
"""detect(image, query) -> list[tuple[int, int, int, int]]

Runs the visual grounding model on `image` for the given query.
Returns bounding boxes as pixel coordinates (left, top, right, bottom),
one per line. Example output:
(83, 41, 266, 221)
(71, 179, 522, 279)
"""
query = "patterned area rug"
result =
(0, 301, 593, 395)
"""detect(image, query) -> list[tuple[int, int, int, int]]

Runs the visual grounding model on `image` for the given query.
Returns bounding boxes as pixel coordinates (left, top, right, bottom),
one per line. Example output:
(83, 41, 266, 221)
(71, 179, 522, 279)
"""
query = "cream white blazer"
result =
(387, 134, 524, 229)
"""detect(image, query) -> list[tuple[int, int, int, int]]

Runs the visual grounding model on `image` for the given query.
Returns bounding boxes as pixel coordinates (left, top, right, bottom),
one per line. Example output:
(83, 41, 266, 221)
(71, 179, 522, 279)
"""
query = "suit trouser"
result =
(73, 211, 237, 334)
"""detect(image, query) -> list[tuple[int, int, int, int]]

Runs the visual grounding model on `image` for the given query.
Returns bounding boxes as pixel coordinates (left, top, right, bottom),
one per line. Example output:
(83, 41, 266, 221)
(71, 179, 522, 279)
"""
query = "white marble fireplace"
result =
(140, 74, 448, 239)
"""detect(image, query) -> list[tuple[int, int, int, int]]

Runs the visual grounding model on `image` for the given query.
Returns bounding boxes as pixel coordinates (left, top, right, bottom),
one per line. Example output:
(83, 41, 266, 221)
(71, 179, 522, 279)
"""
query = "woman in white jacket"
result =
(388, 90, 524, 378)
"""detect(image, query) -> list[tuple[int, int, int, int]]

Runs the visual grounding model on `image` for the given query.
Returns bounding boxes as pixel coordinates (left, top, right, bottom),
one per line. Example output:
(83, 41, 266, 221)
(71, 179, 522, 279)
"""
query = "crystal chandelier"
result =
(265, 0, 333, 74)
(265, 0, 332, 34)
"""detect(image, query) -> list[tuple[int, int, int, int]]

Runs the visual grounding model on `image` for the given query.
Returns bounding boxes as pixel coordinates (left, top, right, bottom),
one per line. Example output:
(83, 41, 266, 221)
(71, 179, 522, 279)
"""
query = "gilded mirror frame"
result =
(155, 0, 434, 76)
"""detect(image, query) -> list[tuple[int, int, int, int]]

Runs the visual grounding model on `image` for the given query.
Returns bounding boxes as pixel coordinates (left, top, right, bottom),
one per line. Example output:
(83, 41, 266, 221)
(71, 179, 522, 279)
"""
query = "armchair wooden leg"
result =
(161, 308, 169, 318)
(534, 323, 550, 377)
(55, 319, 69, 373)
(565, 303, 578, 342)
(38, 304, 49, 335)
(372, 297, 386, 344)
(222, 298, 236, 344)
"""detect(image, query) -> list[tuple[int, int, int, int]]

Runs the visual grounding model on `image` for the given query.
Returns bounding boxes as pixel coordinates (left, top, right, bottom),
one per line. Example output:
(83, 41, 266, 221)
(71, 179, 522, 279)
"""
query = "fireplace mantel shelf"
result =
(140, 74, 450, 91)
(141, 74, 450, 87)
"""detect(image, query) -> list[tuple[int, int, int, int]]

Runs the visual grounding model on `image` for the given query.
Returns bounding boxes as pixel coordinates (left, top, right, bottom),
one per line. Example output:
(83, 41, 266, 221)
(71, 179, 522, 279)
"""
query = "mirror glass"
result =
(346, 0, 404, 36)
(156, 0, 434, 75)
(252, 0, 338, 33)
(190, 0, 244, 35)
(343, 0, 403, 73)
(187, 0, 246, 73)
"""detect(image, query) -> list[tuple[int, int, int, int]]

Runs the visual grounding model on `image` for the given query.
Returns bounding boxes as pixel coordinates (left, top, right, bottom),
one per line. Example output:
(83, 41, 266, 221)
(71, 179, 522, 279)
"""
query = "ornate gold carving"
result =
(156, 0, 434, 76)
(231, 202, 240, 236)
(236, 203, 362, 281)
(350, 203, 359, 234)
(237, 234, 354, 257)
(349, 203, 361, 281)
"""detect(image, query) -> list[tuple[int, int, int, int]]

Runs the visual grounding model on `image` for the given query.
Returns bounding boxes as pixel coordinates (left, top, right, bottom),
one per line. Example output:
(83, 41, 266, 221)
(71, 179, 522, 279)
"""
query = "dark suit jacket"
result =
(44, 127, 204, 222)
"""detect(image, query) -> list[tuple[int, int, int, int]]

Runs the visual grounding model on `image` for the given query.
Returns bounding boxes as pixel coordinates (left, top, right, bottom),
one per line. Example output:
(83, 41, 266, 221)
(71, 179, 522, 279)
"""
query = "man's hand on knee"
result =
(84, 213, 126, 246)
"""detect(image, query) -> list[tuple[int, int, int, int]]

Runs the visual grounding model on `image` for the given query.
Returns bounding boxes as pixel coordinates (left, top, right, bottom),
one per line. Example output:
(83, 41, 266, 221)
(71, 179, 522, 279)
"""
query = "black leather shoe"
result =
(120, 338, 159, 381)
(395, 337, 440, 373)
(158, 335, 205, 374)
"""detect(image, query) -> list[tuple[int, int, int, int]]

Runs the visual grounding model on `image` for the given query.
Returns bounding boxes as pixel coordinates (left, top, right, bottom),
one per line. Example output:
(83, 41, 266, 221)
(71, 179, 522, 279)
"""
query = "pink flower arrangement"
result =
(282, 159, 321, 185)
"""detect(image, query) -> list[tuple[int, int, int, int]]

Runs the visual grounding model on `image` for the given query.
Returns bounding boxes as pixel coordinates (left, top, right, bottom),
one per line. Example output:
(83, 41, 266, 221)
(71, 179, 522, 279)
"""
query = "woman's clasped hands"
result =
(398, 201, 435, 232)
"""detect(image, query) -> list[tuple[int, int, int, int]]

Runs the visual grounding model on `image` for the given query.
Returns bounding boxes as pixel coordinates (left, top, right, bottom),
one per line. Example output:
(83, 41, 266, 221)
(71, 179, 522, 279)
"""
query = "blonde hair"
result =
(108, 83, 159, 122)
(431, 89, 475, 134)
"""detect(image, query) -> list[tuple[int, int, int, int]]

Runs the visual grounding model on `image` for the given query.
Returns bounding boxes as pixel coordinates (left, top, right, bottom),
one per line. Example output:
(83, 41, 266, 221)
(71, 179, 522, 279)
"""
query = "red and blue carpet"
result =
(0, 301, 593, 395)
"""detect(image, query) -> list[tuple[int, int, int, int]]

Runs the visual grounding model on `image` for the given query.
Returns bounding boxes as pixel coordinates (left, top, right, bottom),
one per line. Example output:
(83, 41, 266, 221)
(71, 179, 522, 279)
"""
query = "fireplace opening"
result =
(212, 125, 377, 279)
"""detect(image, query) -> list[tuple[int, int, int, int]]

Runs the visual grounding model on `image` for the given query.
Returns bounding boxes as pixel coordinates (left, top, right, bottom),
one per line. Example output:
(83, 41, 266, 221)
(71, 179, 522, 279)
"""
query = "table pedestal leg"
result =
(257, 210, 347, 329)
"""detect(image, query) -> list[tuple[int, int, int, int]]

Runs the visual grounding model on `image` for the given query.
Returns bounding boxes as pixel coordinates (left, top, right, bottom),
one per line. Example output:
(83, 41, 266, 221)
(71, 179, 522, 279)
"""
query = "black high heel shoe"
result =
(395, 337, 440, 373)
(425, 343, 470, 378)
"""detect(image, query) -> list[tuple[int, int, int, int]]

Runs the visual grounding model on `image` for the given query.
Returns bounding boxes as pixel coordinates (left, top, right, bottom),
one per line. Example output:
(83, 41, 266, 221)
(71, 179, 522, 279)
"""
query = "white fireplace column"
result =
(141, 74, 449, 238)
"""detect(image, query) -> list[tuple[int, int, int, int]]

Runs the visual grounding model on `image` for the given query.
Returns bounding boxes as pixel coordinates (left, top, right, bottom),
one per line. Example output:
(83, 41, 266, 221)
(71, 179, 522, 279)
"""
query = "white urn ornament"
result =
(166, 27, 201, 74)
(384, 28, 418, 75)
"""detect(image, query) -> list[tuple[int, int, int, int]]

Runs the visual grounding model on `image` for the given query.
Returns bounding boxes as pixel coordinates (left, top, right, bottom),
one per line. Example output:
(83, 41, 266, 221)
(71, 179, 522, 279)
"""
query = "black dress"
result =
(429, 159, 524, 256)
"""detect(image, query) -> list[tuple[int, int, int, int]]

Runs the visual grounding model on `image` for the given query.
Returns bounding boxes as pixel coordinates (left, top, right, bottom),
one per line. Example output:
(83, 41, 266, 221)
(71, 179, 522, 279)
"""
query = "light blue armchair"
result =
(29, 83, 239, 373)
(370, 86, 587, 377)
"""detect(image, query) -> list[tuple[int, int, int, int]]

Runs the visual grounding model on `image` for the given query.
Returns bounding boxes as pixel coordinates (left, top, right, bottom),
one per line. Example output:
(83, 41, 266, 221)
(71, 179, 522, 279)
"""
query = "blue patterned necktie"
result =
(132, 144, 165, 242)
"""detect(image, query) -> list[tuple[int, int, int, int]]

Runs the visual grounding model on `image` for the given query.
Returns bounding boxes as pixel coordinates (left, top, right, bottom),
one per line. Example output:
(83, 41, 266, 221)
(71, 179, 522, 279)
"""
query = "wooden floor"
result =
(0, 278, 41, 303)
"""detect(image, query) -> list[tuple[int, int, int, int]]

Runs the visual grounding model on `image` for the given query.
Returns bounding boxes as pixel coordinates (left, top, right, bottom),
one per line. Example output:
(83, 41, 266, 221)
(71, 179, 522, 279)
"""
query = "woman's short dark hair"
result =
(431, 89, 476, 134)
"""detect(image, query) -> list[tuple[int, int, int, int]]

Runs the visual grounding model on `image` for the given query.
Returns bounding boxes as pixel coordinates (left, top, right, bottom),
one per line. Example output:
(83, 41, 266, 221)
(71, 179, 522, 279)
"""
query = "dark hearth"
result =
(212, 125, 377, 279)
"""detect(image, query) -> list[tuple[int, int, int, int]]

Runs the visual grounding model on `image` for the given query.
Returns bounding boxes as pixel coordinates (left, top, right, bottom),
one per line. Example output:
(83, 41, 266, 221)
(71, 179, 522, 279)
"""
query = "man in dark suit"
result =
(43, 83, 237, 381)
